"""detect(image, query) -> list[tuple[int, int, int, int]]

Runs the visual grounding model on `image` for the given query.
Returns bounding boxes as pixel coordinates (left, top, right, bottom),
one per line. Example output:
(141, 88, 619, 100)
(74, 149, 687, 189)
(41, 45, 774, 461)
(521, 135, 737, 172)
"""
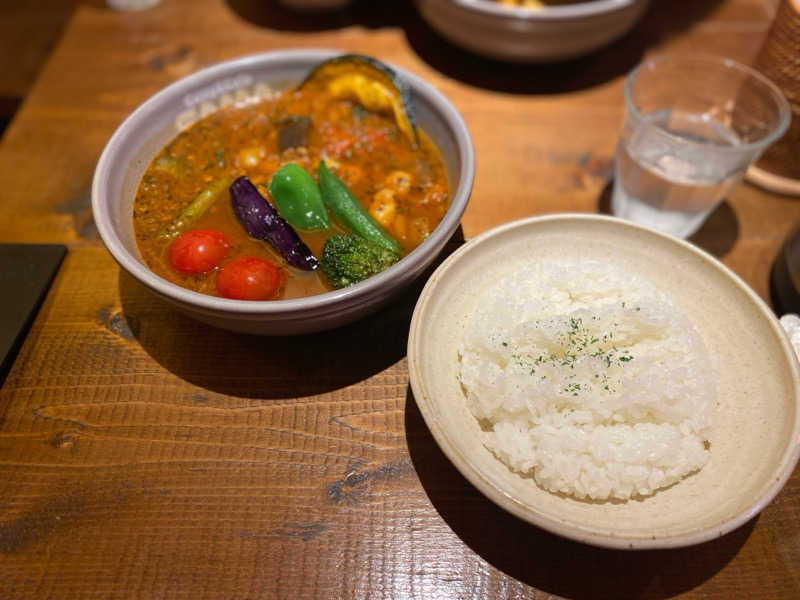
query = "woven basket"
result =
(747, 0, 800, 195)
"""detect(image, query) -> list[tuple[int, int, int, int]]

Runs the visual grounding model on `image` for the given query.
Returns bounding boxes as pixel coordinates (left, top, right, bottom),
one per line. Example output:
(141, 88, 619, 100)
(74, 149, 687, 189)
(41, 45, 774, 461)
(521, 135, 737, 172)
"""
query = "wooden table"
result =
(1, 1, 799, 598)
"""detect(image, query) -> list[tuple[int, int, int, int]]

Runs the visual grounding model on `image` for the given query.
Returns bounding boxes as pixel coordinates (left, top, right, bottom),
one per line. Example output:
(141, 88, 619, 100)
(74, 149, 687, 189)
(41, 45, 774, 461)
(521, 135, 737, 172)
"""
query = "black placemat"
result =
(0, 244, 67, 386)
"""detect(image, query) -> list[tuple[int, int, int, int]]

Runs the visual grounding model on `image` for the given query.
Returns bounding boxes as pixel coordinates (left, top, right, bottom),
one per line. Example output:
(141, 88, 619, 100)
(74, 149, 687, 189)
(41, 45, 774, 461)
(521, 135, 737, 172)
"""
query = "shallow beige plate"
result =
(408, 214, 800, 550)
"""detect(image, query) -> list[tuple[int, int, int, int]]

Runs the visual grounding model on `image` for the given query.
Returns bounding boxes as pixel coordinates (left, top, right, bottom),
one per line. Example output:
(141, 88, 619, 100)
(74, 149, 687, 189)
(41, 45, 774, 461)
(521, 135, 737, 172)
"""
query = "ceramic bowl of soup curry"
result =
(92, 49, 474, 334)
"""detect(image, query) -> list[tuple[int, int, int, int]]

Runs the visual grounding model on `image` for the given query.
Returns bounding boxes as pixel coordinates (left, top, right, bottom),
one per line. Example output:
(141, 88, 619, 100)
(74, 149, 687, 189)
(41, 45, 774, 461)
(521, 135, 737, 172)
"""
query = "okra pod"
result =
(317, 160, 402, 255)
(158, 178, 228, 239)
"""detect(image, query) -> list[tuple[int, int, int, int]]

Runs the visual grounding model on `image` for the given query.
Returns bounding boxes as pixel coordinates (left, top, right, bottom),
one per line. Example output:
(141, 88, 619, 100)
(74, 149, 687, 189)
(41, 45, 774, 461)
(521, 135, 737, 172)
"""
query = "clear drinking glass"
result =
(611, 54, 791, 238)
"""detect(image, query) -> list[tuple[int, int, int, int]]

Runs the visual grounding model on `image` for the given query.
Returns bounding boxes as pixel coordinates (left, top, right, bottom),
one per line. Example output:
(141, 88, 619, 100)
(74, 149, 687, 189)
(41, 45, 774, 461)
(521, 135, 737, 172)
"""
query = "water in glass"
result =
(612, 109, 744, 238)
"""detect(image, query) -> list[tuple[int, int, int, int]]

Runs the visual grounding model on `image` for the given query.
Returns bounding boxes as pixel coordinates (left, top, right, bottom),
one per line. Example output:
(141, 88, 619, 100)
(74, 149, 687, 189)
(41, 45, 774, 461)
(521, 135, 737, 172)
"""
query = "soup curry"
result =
(132, 57, 450, 300)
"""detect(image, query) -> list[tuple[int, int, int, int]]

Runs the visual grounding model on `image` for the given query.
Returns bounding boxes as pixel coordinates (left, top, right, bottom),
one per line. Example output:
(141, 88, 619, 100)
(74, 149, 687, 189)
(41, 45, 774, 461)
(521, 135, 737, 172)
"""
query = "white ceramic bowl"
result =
(415, 0, 650, 62)
(408, 214, 800, 549)
(92, 49, 474, 335)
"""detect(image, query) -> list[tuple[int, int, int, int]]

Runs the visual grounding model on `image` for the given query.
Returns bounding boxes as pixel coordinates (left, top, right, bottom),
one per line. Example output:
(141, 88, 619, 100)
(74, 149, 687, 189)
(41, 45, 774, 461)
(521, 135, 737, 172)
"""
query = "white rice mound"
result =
(458, 260, 715, 501)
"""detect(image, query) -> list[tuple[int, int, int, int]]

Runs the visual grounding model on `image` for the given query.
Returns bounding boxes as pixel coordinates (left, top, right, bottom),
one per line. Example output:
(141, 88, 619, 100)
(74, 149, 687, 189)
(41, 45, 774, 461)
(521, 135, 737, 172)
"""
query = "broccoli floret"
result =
(320, 234, 400, 289)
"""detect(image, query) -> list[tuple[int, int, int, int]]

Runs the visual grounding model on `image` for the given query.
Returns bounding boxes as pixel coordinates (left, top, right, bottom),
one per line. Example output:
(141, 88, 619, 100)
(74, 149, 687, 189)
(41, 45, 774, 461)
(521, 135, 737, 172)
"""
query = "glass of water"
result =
(612, 54, 791, 238)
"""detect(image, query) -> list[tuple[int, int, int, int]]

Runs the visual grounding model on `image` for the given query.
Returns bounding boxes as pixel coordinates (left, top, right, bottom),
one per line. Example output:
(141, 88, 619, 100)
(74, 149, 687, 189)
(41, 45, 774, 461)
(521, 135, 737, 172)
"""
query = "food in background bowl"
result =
(458, 259, 715, 501)
(495, 0, 593, 8)
(415, 0, 651, 63)
(133, 55, 449, 301)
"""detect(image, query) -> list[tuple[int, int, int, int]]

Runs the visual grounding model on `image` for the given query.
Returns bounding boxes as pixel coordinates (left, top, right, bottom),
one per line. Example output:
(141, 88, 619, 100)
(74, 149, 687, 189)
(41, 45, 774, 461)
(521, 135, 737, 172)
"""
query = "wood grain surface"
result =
(1, 1, 799, 598)
(0, 0, 82, 120)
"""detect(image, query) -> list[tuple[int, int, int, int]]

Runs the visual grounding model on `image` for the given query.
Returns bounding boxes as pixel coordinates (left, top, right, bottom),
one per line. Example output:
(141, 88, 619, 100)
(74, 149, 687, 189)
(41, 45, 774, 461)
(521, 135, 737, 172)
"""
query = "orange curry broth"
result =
(132, 85, 450, 300)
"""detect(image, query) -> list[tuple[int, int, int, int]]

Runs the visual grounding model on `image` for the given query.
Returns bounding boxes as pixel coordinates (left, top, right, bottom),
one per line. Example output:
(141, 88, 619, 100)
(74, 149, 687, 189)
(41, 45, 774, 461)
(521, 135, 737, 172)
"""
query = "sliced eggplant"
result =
(229, 176, 319, 271)
(299, 54, 417, 146)
(277, 116, 312, 152)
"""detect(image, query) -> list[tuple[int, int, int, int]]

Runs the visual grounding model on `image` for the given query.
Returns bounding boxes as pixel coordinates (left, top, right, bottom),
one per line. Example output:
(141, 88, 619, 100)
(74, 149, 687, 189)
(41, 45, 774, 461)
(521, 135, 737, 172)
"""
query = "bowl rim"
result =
(624, 53, 792, 154)
(91, 48, 474, 316)
(408, 213, 800, 550)
(450, 0, 645, 20)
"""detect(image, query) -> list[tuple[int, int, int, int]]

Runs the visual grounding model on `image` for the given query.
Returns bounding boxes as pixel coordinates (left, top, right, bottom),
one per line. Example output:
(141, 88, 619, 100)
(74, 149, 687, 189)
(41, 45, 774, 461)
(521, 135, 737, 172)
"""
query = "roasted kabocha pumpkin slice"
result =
(300, 54, 418, 147)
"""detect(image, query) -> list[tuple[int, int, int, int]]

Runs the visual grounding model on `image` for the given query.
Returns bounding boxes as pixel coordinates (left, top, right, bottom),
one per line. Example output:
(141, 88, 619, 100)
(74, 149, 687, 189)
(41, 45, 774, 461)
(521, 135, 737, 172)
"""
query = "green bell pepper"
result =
(268, 163, 329, 231)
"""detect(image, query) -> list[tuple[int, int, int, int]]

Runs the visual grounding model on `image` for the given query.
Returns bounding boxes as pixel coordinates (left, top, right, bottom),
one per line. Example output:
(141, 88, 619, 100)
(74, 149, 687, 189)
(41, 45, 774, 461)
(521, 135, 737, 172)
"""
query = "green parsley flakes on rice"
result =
(458, 261, 715, 501)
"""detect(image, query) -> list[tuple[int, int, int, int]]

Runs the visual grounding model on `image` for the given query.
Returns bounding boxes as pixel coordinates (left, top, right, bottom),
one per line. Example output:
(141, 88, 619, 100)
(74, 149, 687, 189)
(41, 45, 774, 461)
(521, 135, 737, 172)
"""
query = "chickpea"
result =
(392, 214, 408, 245)
(324, 158, 341, 171)
(385, 171, 412, 196)
(370, 188, 397, 228)
(236, 146, 264, 168)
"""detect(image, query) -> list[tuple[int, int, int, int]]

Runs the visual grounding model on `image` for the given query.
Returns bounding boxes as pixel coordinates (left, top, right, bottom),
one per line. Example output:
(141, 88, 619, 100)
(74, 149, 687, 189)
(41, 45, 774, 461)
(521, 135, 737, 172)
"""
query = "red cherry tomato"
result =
(169, 229, 230, 274)
(216, 257, 283, 301)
